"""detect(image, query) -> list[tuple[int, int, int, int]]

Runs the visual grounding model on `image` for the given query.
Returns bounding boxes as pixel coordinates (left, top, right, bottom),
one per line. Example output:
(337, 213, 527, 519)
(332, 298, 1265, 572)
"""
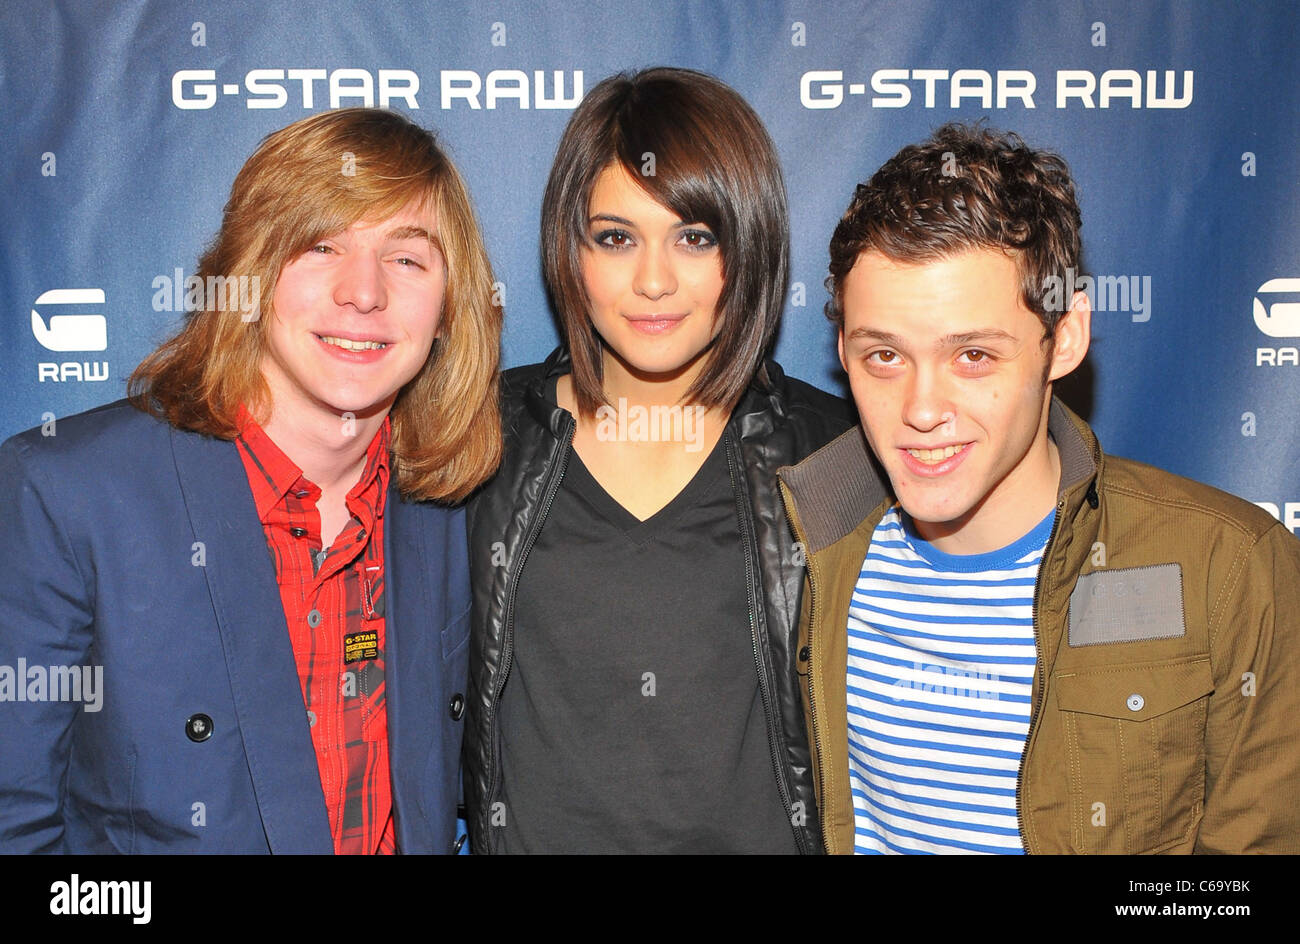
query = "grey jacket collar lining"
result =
(779, 397, 1098, 555)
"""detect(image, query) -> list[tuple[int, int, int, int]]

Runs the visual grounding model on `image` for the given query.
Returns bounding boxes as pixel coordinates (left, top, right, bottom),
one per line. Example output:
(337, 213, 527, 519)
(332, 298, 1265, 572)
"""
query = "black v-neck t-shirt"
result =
(495, 382, 797, 853)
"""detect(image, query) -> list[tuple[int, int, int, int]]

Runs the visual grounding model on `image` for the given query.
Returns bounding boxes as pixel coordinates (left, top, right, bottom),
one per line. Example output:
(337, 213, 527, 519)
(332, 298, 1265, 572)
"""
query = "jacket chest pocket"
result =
(1054, 657, 1214, 854)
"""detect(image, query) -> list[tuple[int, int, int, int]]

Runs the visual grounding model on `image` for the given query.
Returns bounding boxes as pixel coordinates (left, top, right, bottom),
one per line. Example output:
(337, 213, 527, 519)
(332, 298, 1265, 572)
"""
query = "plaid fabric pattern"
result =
(235, 410, 395, 855)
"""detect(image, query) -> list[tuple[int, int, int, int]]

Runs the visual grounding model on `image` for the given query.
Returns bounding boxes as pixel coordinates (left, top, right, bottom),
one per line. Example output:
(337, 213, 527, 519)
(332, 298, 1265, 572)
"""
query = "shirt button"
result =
(449, 693, 465, 721)
(290, 527, 308, 538)
(185, 713, 213, 742)
(1126, 693, 1145, 712)
(293, 489, 310, 498)
(307, 709, 317, 728)
(307, 609, 323, 628)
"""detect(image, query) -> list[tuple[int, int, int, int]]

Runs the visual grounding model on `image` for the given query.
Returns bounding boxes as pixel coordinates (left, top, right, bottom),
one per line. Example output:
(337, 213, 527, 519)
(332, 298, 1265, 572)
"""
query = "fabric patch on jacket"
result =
(1068, 563, 1186, 646)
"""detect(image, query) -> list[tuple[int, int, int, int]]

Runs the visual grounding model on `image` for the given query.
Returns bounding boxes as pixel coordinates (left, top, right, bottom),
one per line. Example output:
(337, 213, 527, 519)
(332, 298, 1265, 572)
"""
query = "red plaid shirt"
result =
(235, 410, 396, 855)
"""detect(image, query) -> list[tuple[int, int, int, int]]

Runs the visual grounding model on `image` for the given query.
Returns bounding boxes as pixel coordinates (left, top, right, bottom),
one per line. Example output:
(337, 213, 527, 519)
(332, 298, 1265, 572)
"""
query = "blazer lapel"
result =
(386, 487, 467, 853)
(385, 486, 433, 850)
(169, 425, 333, 854)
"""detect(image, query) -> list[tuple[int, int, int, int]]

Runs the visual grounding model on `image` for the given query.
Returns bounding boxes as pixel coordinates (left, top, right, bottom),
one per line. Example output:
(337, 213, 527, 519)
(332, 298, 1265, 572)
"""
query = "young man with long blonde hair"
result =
(0, 108, 501, 854)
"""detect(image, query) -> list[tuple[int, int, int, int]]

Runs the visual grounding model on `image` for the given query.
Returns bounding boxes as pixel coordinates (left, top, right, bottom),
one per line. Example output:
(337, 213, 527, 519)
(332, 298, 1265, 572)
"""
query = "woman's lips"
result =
(624, 314, 686, 335)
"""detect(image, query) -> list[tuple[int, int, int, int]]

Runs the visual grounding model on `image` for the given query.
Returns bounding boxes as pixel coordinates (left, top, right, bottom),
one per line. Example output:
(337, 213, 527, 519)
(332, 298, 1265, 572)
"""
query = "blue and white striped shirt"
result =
(846, 506, 1054, 854)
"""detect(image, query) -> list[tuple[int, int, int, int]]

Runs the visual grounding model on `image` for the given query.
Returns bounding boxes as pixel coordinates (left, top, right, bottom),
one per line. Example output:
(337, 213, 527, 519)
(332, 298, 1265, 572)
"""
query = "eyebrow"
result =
(587, 213, 705, 230)
(386, 225, 435, 243)
(940, 329, 1019, 346)
(845, 328, 1020, 347)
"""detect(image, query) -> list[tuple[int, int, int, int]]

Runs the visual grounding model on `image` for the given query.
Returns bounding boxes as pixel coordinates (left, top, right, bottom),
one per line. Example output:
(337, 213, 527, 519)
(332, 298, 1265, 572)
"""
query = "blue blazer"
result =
(0, 400, 469, 853)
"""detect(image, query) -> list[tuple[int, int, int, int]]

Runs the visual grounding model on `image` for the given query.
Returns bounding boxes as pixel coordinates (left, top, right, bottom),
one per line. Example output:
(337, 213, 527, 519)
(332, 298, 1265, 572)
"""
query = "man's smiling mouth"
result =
(317, 334, 388, 351)
(906, 443, 969, 464)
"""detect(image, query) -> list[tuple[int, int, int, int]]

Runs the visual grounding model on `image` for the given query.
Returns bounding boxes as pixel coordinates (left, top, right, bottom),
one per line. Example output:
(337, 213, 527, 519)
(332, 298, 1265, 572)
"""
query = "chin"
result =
(894, 488, 972, 530)
(634, 343, 712, 375)
(311, 390, 384, 417)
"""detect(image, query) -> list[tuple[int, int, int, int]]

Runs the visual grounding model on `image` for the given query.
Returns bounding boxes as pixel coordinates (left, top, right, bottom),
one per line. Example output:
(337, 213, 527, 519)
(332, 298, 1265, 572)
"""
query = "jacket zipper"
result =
(724, 433, 807, 854)
(484, 414, 575, 848)
(1016, 496, 1065, 855)
(777, 479, 829, 853)
(803, 555, 827, 853)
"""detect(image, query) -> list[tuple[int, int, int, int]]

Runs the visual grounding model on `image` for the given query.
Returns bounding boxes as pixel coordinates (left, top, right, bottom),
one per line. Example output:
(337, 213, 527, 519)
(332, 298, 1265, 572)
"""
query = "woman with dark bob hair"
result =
(465, 67, 852, 853)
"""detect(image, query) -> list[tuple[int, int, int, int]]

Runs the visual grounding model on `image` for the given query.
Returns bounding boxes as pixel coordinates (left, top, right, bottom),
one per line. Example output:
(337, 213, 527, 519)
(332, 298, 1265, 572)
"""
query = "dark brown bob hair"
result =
(541, 67, 789, 417)
(129, 107, 501, 503)
(826, 122, 1083, 340)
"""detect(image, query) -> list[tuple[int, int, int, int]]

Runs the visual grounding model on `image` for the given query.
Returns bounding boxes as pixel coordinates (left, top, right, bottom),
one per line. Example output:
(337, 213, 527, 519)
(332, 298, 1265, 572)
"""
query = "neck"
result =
(558, 347, 732, 455)
(598, 345, 708, 408)
(260, 398, 388, 494)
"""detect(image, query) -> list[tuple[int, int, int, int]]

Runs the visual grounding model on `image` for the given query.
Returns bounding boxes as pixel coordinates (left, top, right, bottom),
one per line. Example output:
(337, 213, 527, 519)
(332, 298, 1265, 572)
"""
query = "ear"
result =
(837, 327, 847, 373)
(1048, 289, 1091, 382)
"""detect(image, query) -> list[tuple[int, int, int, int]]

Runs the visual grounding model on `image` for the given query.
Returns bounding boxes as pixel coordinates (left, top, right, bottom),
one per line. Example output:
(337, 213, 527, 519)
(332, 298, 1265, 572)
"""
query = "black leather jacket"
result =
(464, 347, 854, 853)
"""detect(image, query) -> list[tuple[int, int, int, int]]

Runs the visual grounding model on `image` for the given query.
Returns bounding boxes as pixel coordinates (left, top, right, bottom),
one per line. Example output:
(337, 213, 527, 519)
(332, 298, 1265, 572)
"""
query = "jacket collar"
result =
(521, 346, 576, 434)
(779, 397, 1101, 555)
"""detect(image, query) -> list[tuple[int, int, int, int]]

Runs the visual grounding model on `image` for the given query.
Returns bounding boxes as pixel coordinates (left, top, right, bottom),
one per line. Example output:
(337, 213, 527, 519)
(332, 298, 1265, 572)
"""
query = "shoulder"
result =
(781, 375, 855, 427)
(1101, 454, 1282, 545)
(763, 360, 856, 442)
(2, 398, 177, 472)
(501, 360, 550, 400)
(496, 360, 557, 441)
(0, 400, 206, 547)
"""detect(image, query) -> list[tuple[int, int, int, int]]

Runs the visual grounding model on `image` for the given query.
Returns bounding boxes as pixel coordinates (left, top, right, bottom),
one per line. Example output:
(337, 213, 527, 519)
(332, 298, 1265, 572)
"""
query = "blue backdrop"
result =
(3, 0, 1298, 529)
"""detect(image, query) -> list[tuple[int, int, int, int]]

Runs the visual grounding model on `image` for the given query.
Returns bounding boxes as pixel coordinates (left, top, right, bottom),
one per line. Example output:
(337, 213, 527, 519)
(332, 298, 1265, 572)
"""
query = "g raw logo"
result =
(1255, 279, 1300, 366)
(1254, 279, 1300, 337)
(32, 289, 106, 352)
(34, 289, 110, 383)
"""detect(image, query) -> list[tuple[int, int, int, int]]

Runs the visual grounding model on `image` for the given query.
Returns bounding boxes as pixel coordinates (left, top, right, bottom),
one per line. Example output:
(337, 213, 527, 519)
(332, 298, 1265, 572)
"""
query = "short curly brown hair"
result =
(826, 123, 1082, 340)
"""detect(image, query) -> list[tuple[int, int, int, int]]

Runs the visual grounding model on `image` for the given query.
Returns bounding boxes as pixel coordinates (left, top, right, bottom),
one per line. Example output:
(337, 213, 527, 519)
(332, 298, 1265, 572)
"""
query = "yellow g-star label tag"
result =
(343, 630, 379, 664)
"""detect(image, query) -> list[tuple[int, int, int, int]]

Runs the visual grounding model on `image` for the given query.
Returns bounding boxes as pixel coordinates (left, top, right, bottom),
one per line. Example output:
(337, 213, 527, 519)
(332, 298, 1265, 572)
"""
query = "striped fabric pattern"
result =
(846, 506, 1054, 854)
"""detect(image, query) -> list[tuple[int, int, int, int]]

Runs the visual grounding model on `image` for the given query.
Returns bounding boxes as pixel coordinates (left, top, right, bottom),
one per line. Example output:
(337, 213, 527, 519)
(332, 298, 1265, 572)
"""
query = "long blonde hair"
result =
(129, 108, 501, 502)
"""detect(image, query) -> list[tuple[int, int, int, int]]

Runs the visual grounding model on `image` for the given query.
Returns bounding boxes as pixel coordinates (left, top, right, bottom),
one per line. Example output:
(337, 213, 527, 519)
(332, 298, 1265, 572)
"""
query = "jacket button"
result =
(798, 646, 811, 662)
(290, 526, 308, 538)
(1126, 693, 1145, 712)
(1086, 483, 1100, 509)
(449, 693, 465, 721)
(186, 713, 213, 742)
(307, 609, 323, 628)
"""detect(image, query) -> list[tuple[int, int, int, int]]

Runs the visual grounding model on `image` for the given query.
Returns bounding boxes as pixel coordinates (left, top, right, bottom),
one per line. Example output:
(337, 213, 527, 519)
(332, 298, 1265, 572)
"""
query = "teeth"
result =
(320, 335, 386, 351)
(907, 444, 964, 463)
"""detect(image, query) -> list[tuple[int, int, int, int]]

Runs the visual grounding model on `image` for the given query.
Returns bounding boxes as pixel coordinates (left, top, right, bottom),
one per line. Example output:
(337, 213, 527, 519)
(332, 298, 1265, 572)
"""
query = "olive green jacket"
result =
(778, 399, 1300, 854)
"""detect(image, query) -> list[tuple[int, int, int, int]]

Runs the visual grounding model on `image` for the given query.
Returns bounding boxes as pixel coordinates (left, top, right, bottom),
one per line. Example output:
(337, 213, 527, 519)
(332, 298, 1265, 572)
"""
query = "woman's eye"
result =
(680, 229, 717, 249)
(595, 229, 632, 248)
